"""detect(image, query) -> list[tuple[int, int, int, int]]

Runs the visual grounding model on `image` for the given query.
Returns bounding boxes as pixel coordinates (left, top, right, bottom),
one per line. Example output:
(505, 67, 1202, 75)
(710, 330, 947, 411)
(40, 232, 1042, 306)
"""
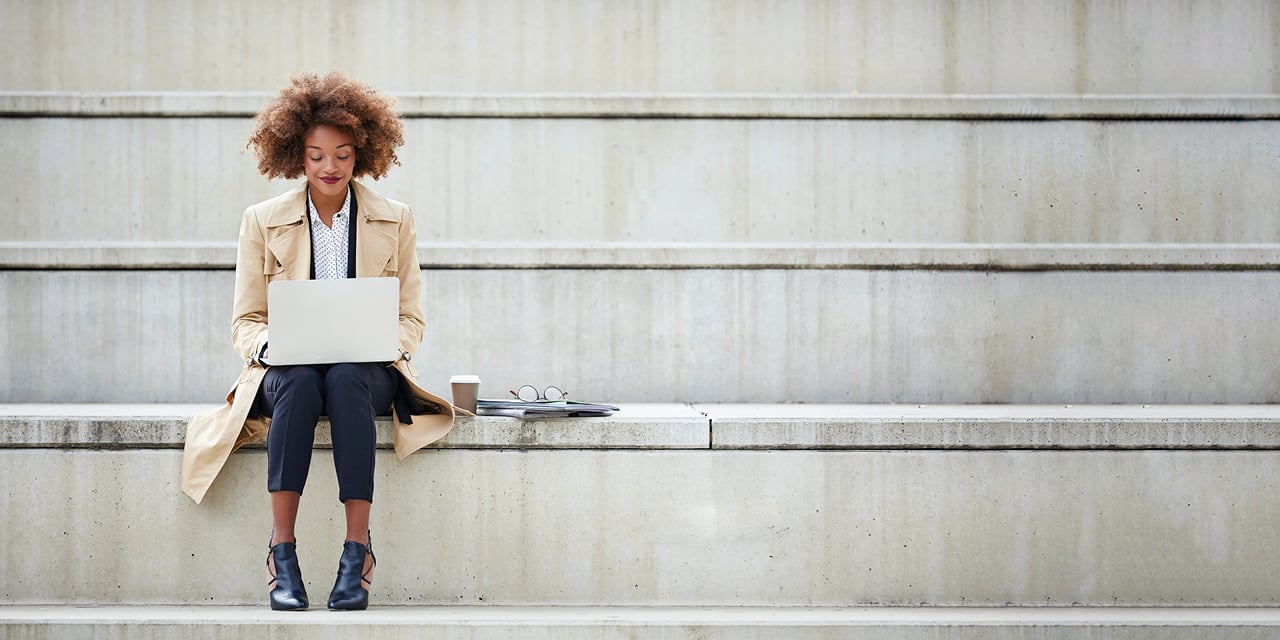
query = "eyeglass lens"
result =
(515, 385, 567, 402)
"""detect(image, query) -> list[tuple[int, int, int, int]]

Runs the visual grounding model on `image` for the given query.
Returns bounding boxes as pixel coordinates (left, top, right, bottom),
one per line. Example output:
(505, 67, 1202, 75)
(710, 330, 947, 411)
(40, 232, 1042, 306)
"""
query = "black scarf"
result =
(307, 187, 358, 280)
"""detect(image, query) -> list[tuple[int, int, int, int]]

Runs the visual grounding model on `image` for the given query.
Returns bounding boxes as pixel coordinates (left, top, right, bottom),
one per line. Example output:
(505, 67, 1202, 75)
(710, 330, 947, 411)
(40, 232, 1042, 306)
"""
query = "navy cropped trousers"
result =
(253, 363, 398, 503)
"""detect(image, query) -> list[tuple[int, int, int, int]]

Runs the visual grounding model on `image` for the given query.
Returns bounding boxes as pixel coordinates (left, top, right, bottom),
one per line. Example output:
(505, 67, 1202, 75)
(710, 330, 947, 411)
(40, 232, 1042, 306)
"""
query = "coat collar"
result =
(264, 183, 307, 228)
(263, 180, 400, 227)
(261, 180, 402, 280)
(352, 180, 401, 222)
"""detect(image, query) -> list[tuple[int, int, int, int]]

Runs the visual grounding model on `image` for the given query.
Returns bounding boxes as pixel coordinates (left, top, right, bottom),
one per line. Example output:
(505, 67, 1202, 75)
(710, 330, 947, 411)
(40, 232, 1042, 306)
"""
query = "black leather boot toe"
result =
(267, 540, 309, 611)
(327, 535, 375, 611)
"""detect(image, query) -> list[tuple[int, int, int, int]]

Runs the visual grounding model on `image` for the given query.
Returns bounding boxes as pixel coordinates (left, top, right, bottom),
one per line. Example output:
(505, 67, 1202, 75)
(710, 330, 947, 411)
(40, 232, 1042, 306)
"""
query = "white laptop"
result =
(265, 277, 400, 366)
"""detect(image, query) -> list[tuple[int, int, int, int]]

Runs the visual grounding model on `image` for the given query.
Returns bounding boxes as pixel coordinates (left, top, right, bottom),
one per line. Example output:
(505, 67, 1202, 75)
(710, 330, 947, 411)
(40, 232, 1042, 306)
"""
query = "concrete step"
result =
(10, 92, 1280, 118)
(3, 269, 1279, 403)
(5, 605, 1280, 639)
(3, 404, 1279, 606)
(0, 403, 709, 450)
(4, 103, 1278, 244)
(5, 0, 1276, 93)
(6, 241, 1280, 270)
(9, 403, 1280, 451)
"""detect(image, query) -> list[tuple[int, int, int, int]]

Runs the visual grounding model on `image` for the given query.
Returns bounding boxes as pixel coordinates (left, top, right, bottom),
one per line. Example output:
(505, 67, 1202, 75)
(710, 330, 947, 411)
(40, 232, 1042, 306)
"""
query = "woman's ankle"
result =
(270, 532, 297, 547)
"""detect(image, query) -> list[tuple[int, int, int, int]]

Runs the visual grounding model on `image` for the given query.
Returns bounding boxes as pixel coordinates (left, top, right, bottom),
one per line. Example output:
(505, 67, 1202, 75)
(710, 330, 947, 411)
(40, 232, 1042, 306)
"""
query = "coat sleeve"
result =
(396, 204, 425, 359)
(231, 206, 269, 362)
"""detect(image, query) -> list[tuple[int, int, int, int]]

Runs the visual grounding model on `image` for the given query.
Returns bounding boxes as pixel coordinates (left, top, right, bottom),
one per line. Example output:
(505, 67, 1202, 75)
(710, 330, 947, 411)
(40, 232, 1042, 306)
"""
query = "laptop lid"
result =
(265, 277, 400, 366)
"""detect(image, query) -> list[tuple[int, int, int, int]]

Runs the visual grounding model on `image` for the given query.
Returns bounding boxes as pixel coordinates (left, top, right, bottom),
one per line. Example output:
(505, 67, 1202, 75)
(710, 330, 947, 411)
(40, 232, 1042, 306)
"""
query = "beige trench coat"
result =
(181, 181, 456, 503)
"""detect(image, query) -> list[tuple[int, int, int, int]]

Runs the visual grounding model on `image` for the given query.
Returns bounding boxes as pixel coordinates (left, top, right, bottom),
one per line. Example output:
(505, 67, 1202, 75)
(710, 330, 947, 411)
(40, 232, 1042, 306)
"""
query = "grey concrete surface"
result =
(7, 242, 1280, 270)
(6, 404, 1280, 451)
(3, 448, 1280, 605)
(3, 0, 1278, 94)
(0, 404, 708, 449)
(3, 270, 1279, 404)
(7, 93, 1280, 119)
(697, 404, 1280, 420)
(5, 606, 1280, 640)
(6, 118, 1280, 244)
(699, 404, 1280, 449)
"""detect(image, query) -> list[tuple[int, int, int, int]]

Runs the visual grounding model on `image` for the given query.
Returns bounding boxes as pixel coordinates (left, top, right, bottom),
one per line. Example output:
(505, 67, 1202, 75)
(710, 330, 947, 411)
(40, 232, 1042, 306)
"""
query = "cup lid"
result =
(450, 374, 481, 383)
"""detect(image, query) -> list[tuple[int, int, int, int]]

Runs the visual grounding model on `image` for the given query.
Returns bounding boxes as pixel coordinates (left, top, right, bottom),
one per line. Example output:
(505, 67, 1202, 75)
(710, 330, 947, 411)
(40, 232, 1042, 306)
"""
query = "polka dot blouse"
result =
(307, 187, 352, 280)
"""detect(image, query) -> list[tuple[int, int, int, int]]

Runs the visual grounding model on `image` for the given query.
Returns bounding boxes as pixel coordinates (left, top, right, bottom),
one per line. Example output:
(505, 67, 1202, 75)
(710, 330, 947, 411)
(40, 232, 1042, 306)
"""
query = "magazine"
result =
(475, 399, 619, 418)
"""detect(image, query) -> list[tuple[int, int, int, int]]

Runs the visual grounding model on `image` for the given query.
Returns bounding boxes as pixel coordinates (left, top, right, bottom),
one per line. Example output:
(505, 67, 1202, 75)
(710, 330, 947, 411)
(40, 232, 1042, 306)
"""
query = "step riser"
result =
(3, 270, 1278, 403)
(5, 0, 1276, 93)
(6, 118, 1279, 244)
(4, 449, 1279, 606)
(3, 622, 1275, 640)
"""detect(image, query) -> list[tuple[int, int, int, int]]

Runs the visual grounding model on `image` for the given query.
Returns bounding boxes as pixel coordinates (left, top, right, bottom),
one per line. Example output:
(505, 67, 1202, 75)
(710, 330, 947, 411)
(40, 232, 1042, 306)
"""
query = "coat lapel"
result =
(353, 181, 399, 277)
(263, 185, 310, 281)
(259, 181, 396, 280)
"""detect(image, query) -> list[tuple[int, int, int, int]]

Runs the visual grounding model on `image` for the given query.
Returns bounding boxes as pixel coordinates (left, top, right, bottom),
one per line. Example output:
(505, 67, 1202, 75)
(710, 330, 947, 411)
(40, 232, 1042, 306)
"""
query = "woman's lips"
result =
(320, 177, 342, 184)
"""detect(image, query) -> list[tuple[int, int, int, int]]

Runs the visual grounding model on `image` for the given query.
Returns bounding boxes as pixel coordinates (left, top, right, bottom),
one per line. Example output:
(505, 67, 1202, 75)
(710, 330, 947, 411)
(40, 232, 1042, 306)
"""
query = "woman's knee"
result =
(324, 363, 381, 393)
(325, 363, 398, 421)
(324, 364, 377, 420)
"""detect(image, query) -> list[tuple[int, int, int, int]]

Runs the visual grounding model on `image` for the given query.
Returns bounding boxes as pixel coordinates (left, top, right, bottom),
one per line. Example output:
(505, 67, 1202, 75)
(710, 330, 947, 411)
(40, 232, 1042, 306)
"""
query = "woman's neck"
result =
(310, 187, 346, 222)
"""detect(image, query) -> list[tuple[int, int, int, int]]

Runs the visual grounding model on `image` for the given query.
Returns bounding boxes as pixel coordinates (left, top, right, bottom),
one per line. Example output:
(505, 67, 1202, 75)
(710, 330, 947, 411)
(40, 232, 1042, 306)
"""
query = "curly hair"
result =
(247, 71, 404, 180)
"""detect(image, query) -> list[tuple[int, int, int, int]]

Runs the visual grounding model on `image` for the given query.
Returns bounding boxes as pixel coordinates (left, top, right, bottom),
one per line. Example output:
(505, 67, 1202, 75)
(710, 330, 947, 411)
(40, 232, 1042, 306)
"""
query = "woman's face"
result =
(303, 125, 356, 201)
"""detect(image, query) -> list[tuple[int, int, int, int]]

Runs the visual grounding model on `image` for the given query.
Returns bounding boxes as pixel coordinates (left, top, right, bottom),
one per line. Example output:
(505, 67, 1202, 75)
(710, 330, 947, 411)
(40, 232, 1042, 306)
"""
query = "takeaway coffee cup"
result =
(450, 375, 481, 414)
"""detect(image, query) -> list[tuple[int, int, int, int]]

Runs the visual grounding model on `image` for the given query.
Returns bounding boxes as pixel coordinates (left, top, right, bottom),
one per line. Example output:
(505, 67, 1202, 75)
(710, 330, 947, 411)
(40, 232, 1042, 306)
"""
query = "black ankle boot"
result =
(327, 534, 376, 610)
(267, 538, 309, 611)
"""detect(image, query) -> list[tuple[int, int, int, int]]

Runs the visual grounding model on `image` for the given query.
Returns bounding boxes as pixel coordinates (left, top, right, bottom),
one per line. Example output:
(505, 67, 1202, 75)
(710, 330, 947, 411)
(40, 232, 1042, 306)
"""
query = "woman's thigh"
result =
(322, 363, 398, 416)
(253, 365, 326, 417)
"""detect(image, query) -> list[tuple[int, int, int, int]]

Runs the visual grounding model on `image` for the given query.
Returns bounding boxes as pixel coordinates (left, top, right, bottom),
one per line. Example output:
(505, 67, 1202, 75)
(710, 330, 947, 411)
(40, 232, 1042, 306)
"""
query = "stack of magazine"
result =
(475, 399, 619, 418)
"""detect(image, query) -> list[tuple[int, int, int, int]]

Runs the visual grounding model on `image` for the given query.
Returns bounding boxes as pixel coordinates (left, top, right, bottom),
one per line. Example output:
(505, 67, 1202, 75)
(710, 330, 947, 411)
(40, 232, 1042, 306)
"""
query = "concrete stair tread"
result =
(5, 605, 1280, 639)
(6, 241, 1280, 270)
(696, 403, 1280, 419)
(0, 403, 708, 450)
(3, 404, 1280, 450)
(5, 92, 1280, 119)
(6, 604, 1280, 625)
(0, 402, 702, 419)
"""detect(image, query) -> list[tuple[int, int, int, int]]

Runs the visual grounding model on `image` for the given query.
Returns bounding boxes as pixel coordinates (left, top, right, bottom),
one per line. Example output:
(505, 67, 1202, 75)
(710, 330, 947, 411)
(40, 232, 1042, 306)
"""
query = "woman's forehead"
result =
(304, 124, 355, 148)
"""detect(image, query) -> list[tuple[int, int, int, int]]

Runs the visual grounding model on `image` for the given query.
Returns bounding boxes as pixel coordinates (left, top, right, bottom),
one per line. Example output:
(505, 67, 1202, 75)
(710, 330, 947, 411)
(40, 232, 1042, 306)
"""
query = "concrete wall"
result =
(4, 270, 1278, 404)
(5, 117, 1279, 244)
(3, 448, 1280, 605)
(3, 0, 1278, 93)
(3, 2, 1277, 407)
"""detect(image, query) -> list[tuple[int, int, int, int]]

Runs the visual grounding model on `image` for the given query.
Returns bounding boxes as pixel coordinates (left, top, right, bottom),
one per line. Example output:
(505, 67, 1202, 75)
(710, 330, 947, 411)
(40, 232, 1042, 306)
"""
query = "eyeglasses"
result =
(510, 384, 567, 402)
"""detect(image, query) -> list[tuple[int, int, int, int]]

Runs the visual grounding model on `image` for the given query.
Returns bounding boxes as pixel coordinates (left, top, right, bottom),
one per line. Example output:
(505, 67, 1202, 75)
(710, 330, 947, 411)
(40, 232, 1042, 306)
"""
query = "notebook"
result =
(264, 277, 400, 366)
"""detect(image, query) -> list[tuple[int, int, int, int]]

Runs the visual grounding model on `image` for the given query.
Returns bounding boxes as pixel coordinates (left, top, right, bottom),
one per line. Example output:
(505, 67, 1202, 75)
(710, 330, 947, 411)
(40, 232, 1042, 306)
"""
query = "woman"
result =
(181, 71, 458, 611)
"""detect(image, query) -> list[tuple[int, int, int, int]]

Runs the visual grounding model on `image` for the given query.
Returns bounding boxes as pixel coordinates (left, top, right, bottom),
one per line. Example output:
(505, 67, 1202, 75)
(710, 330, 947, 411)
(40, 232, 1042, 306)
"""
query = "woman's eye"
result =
(308, 157, 322, 162)
(337, 156, 350, 161)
